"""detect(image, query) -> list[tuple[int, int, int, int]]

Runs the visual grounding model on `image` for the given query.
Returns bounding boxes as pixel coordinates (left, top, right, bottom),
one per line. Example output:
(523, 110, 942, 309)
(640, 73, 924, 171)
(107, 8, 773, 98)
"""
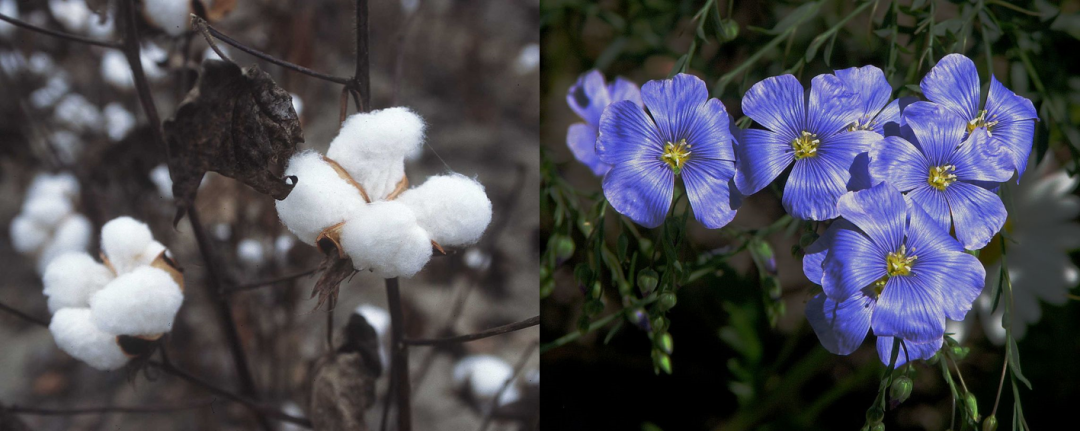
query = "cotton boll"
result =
(54, 94, 103, 133)
(400, 0, 419, 14)
(43, 252, 115, 313)
(237, 238, 265, 268)
(338, 202, 432, 279)
(101, 216, 154, 270)
(274, 233, 296, 265)
(326, 108, 426, 200)
(275, 151, 369, 244)
(50, 131, 82, 165)
(140, 42, 168, 81)
(10, 215, 50, 253)
(354, 304, 390, 339)
(28, 52, 56, 76)
(85, 11, 114, 39)
(37, 214, 93, 274)
(49, 308, 129, 370)
(149, 164, 173, 199)
(48, 0, 91, 33)
(142, 0, 190, 36)
(27, 172, 80, 200)
(513, 43, 540, 75)
(30, 75, 70, 109)
(463, 247, 491, 272)
(396, 174, 492, 247)
(212, 223, 231, 241)
(452, 355, 521, 407)
(0, 0, 19, 39)
(101, 50, 133, 89)
(90, 267, 183, 336)
(22, 194, 74, 227)
(103, 103, 135, 141)
(0, 50, 26, 76)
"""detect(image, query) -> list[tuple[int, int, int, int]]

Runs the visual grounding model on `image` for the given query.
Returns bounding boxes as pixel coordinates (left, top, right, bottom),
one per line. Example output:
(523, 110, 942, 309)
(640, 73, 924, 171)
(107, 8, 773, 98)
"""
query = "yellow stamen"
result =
(660, 139, 692, 174)
(848, 117, 876, 132)
(928, 165, 958, 190)
(967, 109, 1000, 134)
(886, 244, 917, 277)
(792, 131, 820, 160)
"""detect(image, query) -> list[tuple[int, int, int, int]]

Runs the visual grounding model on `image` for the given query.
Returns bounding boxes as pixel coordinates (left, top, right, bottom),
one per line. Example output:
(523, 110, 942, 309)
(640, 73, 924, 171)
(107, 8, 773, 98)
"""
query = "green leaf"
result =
(669, 54, 689, 78)
(768, 2, 821, 35)
(1008, 337, 1033, 389)
(617, 234, 629, 262)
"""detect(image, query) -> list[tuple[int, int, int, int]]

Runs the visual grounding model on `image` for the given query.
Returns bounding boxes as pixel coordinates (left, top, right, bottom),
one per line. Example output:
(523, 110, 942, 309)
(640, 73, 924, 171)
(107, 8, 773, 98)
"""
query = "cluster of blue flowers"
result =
(565, 54, 1038, 365)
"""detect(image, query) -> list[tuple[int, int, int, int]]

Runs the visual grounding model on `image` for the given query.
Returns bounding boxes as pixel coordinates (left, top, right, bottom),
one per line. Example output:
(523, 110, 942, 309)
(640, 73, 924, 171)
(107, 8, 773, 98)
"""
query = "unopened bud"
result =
(658, 332, 674, 354)
(866, 406, 884, 424)
(553, 235, 575, 262)
(890, 376, 913, 404)
(982, 415, 997, 431)
(652, 349, 672, 374)
(638, 269, 659, 295)
(657, 292, 677, 312)
(964, 392, 979, 422)
(720, 18, 739, 41)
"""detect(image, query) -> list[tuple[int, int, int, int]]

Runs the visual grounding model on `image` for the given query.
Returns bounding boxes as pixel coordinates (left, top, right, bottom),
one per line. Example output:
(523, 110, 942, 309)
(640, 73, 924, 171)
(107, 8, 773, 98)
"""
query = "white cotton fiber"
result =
(90, 267, 183, 336)
(22, 194, 74, 227)
(463, 247, 492, 271)
(396, 174, 492, 246)
(49, 308, 129, 371)
(37, 214, 93, 274)
(48, 0, 90, 33)
(50, 131, 82, 165)
(85, 11, 114, 39)
(101, 216, 154, 270)
(43, 252, 115, 313)
(452, 355, 521, 407)
(326, 107, 426, 200)
(0, 0, 18, 39)
(275, 151, 368, 244)
(27, 172, 80, 200)
(290, 92, 304, 117)
(140, 42, 168, 81)
(54, 94, 103, 133)
(10, 215, 50, 253)
(338, 201, 432, 279)
(103, 103, 135, 141)
(0, 50, 26, 76)
(149, 164, 173, 199)
(237, 238, 265, 267)
(101, 50, 133, 89)
(274, 233, 296, 265)
(142, 0, 190, 36)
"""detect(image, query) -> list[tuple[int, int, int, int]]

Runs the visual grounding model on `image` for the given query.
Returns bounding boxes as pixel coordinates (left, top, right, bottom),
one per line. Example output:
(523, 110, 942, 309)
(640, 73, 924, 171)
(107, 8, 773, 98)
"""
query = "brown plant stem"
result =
(385, 277, 412, 431)
(4, 399, 216, 416)
(0, 301, 49, 328)
(120, 0, 167, 160)
(0, 12, 121, 48)
(193, 17, 349, 84)
(354, 0, 371, 111)
(405, 315, 539, 346)
(225, 267, 318, 294)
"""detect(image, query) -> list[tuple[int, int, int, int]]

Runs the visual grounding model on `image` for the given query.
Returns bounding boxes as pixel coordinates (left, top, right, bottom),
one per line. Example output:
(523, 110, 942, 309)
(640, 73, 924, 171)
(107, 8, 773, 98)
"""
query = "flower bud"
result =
(590, 281, 602, 299)
(657, 292, 677, 312)
(870, 424, 884, 431)
(658, 333, 674, 354)
(890, 376, 913, 404)
(982, 416, 997, 431)
(637, 269, 659, 295)
(652, 349, 672, 374)
(866, 406, 884, 424)
(720, 18, 739, 42)
(964, 392, 979, 422)
(950, 345, 969, 361)
(628, 308, 651, 331)
(552, 235, 575, 262)
(584, 298, 604, 316)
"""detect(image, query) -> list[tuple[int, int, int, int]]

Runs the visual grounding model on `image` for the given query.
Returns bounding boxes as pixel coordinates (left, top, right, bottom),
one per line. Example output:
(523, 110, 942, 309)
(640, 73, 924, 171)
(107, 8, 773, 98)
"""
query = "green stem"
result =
(540, 295, 660, 354)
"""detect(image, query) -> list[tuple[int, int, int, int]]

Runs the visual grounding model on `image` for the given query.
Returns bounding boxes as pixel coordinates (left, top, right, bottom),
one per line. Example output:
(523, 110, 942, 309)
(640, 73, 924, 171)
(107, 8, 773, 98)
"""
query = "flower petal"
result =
(906, 185, 951, 233)
(878, 96, 919, 137)
(951, 129, 1013, 183)
(734, 129, 795, 195)
(876, 336, 942, 367)
(566, 123, 610, 176)
(944, 181, 1007, 250)
(682, 158, 738, 229)
(805, 73, 862, 137)
(902, 101, 967, 166)
(640, 73, 712, 144)
(835, 182, 906, 252)
(869, 135, 932, 193)
(872, 275, 946, 343)
(596, 100, 665, 165)
(602, 160, 674, 228)
(806, 293, 873, 356)
(802, 228, 831, 285)
(921, 54, 981, 122)
(985, 75, 1037, 178)
(823, 224, 887, 301)
(743, 74, 804, 140)
(566, 70, 610, 126)
(783, 131, 877, 221)
(904, 201, 985, 321)
(834, 65, 892, 123)
(686, 98, 737, 162)
(607, 77, 643, 107)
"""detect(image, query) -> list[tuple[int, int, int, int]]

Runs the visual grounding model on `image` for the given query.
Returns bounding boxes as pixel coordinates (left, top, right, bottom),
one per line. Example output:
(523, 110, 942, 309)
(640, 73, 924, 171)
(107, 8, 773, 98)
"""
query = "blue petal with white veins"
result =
(607, 77, 643, 107)
(601, 160, 674, 229)
(904, 202, 985, 321)
(806, 293, 873, 356)
(872, 275, 946, 343)
(868, 136, 932, 193)
(566, 123, 610, 176)
(902, 101, 968, 167)
(566, 70, 611, 127)
(834, 65, 892, 127)
(596, 100, 665, 165)
(835, 182, 906, 252)
(921, 54, 981, 122)
(734, 129, 794, 196)
(986, 76, 1038, 179)
(682, 158, 738, 229)
(743, 74, 805, 141)
(876, 336, 942, 367)
(944, 181, 1008, 250)
(951, 129, 1013, 183)
(822, 224, 887, 301)
(806, 73, 863, 137)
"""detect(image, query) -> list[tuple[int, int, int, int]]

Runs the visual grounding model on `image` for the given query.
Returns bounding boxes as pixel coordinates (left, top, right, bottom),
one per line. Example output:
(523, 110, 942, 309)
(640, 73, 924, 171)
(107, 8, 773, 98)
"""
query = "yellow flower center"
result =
(967, 109, 999, 134)
(928, 165, 957, 190)
(848, 117, 876, 132)
(792, 131, 820, 160)
(886, 245, 917, 277)
(660, 139, 692, 174)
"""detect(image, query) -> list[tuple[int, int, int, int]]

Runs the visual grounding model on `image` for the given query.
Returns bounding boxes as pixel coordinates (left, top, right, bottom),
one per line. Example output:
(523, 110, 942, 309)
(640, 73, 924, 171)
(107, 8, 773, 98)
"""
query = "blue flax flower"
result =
(868, 101, 1014, 250)
(833, 65, 915, 191)
(597, 73, 738, 228)
(736, 73, 881, 220)
(566, 70, 643, 176)
(802, 182, 985, 365)
(921, 53, 1038, 179)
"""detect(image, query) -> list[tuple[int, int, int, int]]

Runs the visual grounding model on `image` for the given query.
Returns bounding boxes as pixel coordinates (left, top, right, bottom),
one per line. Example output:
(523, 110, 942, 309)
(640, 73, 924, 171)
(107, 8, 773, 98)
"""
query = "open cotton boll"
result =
(275, 151, 369, 244)
(452, 355, 521, 407)
(396, 174, 492, 246)
(339, 202, 432, 278)
(54, 94, 103, 133)
(49, 308, 129, 370)
(354, 304, 390, 339)
(10, 215, 50, 253)
(22, 194, 74, 227)
(100, 50, 133, 89)
(101, 216, 154, 269)
(0, 0, 18, 39)
(142, 0, 190, 36)
(140, 42, 168, 81)
(326, 108, 425, 200)
(90, 267, 183, 336)
(103, 103, 135, 141)
(37, 214, 93, 274)
(43, 252, 115, 313)
(48, 0, 91, 33)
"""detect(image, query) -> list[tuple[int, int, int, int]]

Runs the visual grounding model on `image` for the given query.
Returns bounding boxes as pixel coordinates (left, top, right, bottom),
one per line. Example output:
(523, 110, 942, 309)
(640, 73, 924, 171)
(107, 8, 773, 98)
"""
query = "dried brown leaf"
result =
(309, 351, 377, 431)
(311, 252, 356, 311)
(163, 60, 302, 225)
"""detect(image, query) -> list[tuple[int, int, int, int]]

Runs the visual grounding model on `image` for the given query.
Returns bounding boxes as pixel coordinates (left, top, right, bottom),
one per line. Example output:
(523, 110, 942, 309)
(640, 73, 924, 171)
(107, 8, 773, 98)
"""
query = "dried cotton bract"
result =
(42, 216, 184, 371)
(275, 108, 493, 279)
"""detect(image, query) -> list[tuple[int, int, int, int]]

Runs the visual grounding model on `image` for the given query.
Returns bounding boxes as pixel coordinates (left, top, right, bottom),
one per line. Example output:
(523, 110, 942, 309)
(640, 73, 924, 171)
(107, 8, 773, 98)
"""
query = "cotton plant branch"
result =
(385, 277, 413, 431)
(0, 301, 50, 328)
(225, 267, 320, 294)
(3, 399, 217, 416)
(0, 12, 121, 49)
(404, 315, 539, 346)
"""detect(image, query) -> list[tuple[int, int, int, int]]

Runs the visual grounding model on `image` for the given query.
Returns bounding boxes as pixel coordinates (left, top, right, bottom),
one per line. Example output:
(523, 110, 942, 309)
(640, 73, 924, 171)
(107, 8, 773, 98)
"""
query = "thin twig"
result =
(478, 341, 538, 431)
(5, 399, 216, 416)
(0, 12, 121, 49)
(225, 267, 318, 293)
(191, 14, 234, 64)
(193, 17, 350, 84)
(385, 277, 412, 431)
(120, 0, 168, 160)
(0, 301, 49, 328)
(354, 0, 371, 111)
(991, 355, 1009, 417)
(404, 315, 539, 346)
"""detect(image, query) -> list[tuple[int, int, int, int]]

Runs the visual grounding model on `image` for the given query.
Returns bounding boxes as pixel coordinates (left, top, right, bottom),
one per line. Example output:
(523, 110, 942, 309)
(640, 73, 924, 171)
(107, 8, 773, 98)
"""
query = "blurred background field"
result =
(0, 0, 539, 429)
(540, 0, 1080, 430)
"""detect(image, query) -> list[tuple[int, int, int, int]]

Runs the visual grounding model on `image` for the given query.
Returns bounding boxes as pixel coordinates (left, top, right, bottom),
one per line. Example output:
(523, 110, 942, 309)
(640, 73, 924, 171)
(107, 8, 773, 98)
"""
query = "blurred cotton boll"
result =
(48, 0, 91, 34)
(0, 50, 27, 76)
(274, 233, 296, 265)
(103, 103, 136, 141)
(49, 131, 82, 165)
(203, 45, 229, 62)
(354, 304, 391, 368)
(142, 0, 191, 36)
(100, 50, 134, 90)
(9, 172, 90, 273)
(452, 355, 522, 409)
(149, 164, 174, 199)
(0, 0, 18, 39)
(236, 238, 266, 268)
(463, 247, 492, 272)
(85, 11, 115, 39)
(53, 94, 104, 133)
(513, 43, 540, 75)
(326, 107, 426, 200)
(36, 214, 93, 274)
(28, 52, 56, 76)
(30, 75, 70, 109)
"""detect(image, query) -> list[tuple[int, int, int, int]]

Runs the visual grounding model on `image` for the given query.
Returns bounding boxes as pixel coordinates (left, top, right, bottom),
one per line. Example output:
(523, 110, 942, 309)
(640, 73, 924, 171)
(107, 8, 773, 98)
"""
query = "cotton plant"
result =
(275, 107, 493, 279)
(43, 217, 184, 371)
(53, 93, 104, 133)
(142, 0, 192, 36)
(452, 354, 522, 410)
(9, 173, 92, 274)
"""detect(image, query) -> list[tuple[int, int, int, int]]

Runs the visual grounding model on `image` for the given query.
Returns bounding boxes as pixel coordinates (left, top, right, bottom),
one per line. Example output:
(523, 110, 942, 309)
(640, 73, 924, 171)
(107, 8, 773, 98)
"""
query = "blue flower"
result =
(735, 73, 882, 220)
(868, 101, 1014, 250)
(566, 70, 642, 176)
(834, 65, 907, 136)
(921, 53, 1038, 179)
(802, 182, 985, 365)
(597, 73, 738, 229)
